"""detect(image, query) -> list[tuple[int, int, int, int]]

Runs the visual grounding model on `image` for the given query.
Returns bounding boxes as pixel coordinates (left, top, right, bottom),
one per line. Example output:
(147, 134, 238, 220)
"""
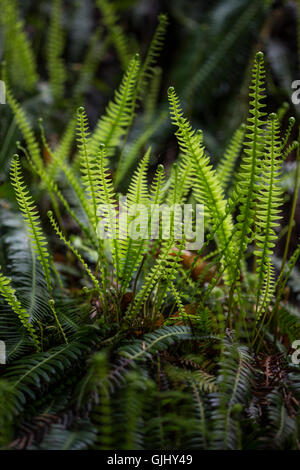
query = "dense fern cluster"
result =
(1, 0, 300, 451)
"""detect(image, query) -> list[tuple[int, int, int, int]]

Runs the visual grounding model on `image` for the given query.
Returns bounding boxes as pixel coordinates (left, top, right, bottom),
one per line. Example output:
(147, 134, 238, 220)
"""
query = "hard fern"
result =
(168, 87, 233, 284)
(10, 156, 52, 295)
(210, 342, 252, 450)
(137, 13, 168, 100)
(47, 0, 67, 101)
(228, 52, 267, 314)
(77, 107, 100, 229)
(0, 0, 38, 91)
(96, 0, 130, 70)
(0, 268, 40, 350)
(119, 149, 150, 294)
(254, 113, 283, 321)
(4, 76, 43, 171)
(88, 54, 140, 158)
(216, 124, 246, 192)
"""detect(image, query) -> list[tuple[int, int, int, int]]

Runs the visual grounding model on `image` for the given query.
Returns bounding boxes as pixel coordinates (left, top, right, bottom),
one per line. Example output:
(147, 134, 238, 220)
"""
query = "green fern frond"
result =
(228, 52, 267, 309)
(150, 164, 165, 204)
(74, 30, 109, 104)
(96, 144, 120, 284)
(183, 0, 262, 106)
(266, 390, 295, 449)
(278, 303, 300, 342)
(96, 0, 130, 70)
(31, 421, 96, 450)
(211, 342, 252, 450)
(4, 79, 43, 171)
(0, 379, 16, 448)
(127, 239, 181, 319)
(115, 111, 167, 186)
(144, 66, 162, 124)
(4, 339, 91, 413)
(47, 211, 102, 299)
(281, 117, 295, 151)
(88, 53, 140, 158)
(0, 268, 40, 350)
(254, 114, 283, 319)
(0, 0, 38, 91)
(77, 107, 100, 229)
(10, 156, 52, 294)
(119, 150, 150, 293)
(47, 0, 67, 101)
(137, 13, 168, 99)
(118, 325, 193, 361)
(47, 116, 76, 181)
(216, 124, 245, 192)
(168, 86, 233, 283)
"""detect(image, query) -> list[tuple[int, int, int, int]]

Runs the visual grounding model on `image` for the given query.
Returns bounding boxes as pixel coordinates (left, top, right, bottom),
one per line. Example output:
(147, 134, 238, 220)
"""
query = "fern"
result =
(0, 268, 40, 350)
(47, 0, 66, 101)
(96, 144, 121, 286)
(210, 342, 252, 450)
(0, 0, 38, 91)
(4, 79, 43, 171)
(47, 210, 103, 300)
(254, 114, 283, 320)
(0, 379, 16, 448)
(137, 14, 168, 99)
(10, 156, 52, 293)
(88, 54, 140, 158)
(118, 326, 193, 361)
(216, 124, 245, 192)
(228, 51, 267, 311)
(119, 149, 150, 294)
(77, 107, 100, 229)
(168, 87, 233, 284)
(4, 339, 91, 413)
(96, 0, 130, 70)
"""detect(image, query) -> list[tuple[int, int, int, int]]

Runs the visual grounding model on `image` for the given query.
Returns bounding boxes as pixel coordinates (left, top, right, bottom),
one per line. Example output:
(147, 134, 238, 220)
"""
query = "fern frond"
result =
(150, 164, 165, 204)
(127, 239, 181, 319)
(31, 421, 96, 450)
(265, 390, 295, 449)
(144, 66, 162, 124)
(4, 339, 91, 413)
(216, 124, 245, 192)
(47, 211, 102, 299)
(74, 30, 109, 104)
(4, 80, 43, 171)
(77, 107, 100, 229)
(210, 342, 252, 450)
(168, 86, 233, 283)
(229, 52, 267, 306)
(88, 54, 140, 158)
(47, 0, 67, 101)
(0, 0, 38, 91)
(47, 116, 76, 181)
(183, 0, 262, 106)
(115, 111, 167, 186)
(96, 0, 130, 70)
(119, 150, 150, 293)
(254, 114, 283, 320)
(118, 325, 193, 361)
(96, 144, 120, 284)
(0, 379, 16, 448)
(137, 13, 168, 99)
(10, 156, 52, 294)
(0, 268, 40, 350)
